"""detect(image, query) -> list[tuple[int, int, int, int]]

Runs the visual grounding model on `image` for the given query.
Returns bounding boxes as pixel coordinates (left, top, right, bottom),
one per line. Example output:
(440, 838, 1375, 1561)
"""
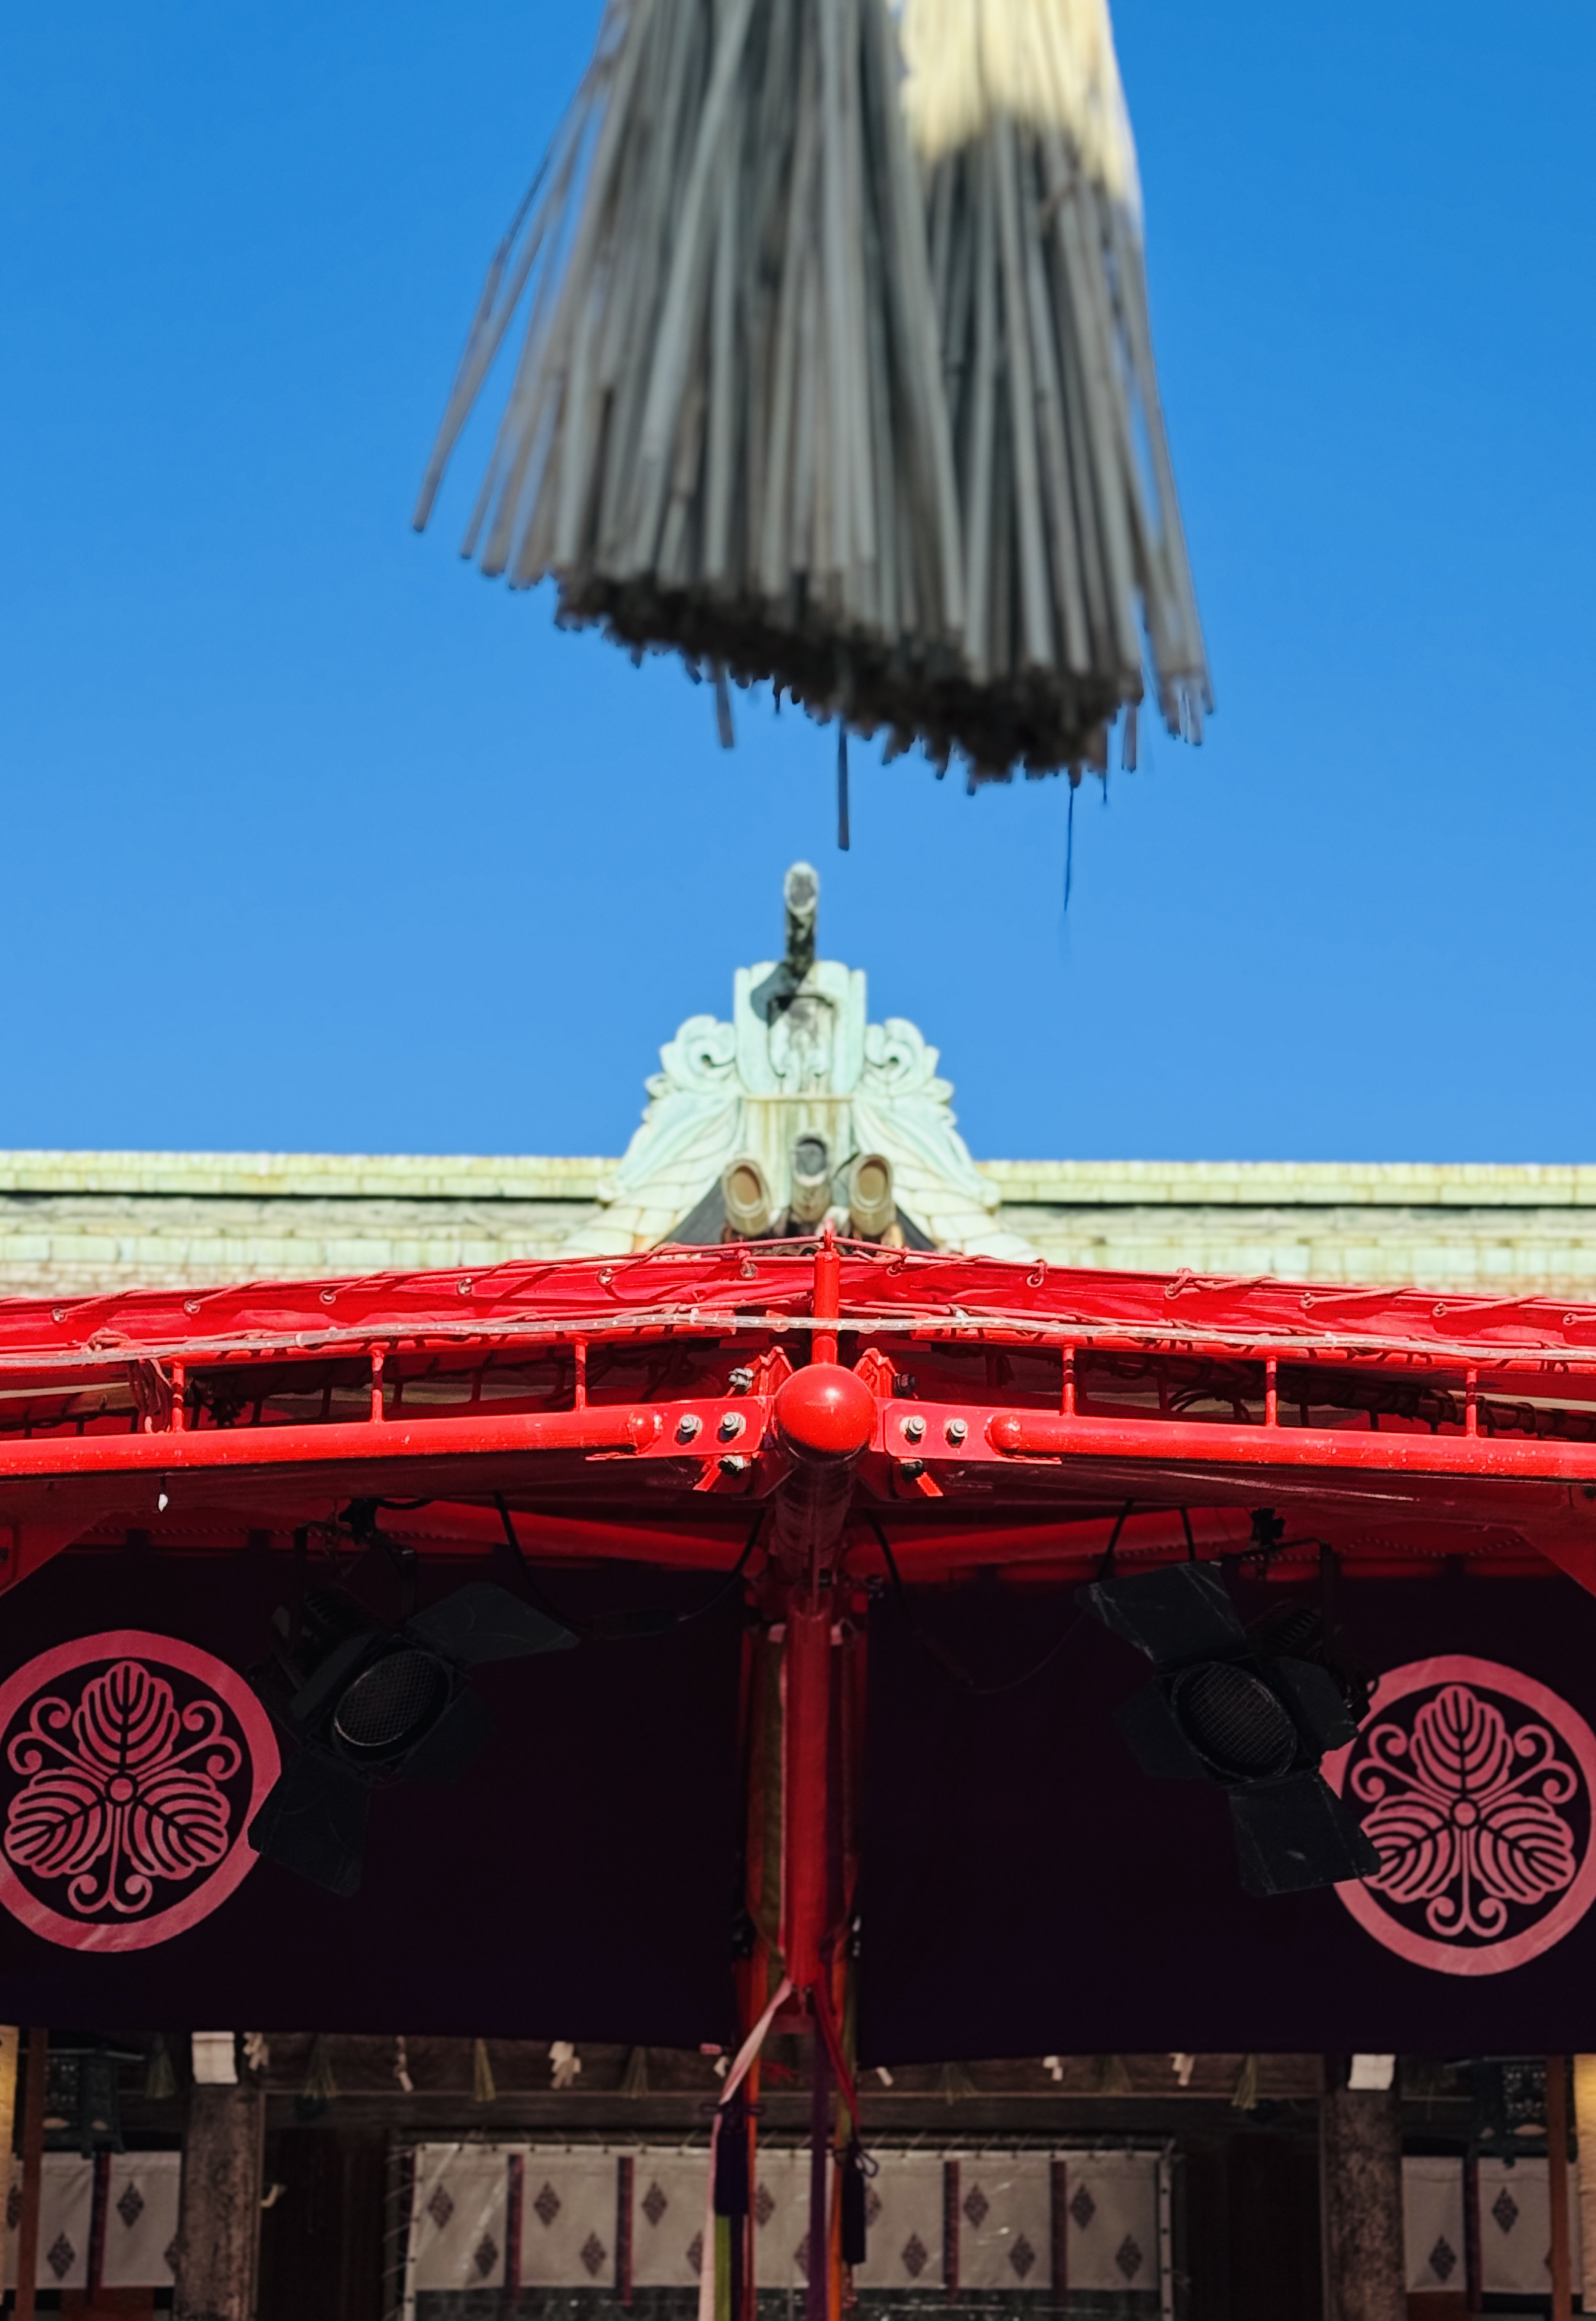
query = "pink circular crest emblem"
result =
(0, 1631, 279, 1952)
(1324, 1654, 1596, 1976)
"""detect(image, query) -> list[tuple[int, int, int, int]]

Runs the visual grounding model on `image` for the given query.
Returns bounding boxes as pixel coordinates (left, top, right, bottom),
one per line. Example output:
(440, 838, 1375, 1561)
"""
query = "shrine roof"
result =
(1, 1150, 1594, 1211)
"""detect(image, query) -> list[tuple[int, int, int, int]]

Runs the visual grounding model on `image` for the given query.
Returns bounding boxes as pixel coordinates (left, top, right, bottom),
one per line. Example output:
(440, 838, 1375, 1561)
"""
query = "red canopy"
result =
(0, 1237, 1590, 1596)
(0, 1235, 1592, 2056)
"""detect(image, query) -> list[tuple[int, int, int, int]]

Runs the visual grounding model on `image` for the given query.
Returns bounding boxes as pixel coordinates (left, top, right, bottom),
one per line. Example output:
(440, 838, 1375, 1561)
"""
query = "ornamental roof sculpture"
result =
(562, 865, 1038, 1261)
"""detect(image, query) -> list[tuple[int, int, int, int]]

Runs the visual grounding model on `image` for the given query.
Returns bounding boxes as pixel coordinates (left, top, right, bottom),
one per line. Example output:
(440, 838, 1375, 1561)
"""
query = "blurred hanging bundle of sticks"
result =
(416, 0, 1211, 785)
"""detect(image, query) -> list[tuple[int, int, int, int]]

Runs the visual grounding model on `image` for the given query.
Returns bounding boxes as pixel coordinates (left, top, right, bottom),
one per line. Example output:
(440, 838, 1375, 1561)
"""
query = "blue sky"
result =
(1, 2, 1591, 1164)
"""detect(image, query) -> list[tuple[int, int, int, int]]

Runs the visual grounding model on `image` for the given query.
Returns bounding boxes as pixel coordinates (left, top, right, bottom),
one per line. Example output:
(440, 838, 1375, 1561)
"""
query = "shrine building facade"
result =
(0, 866, 1587, 2321)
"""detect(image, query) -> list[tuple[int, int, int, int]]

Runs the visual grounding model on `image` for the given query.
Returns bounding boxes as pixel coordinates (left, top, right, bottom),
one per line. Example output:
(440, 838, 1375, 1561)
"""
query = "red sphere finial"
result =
(774, 1363, 876, 1459)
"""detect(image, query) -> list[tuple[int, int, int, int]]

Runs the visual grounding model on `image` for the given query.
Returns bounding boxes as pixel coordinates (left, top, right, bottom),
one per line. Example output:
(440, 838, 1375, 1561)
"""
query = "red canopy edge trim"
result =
(4, 1308, 1596, 1375)
(7, 1245, 1596, 1369)
(9, 1309, 1596, 1374)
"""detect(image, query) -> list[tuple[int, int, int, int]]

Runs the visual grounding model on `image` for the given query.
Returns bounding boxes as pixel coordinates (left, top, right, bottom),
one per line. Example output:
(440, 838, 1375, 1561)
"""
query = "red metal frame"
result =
(0, 1239, 1594, 1586)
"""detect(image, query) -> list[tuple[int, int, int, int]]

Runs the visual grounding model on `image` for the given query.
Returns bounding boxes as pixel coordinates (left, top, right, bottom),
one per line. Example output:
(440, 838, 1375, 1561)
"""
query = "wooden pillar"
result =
(1573, 2057, 1596, 2313)
(172, 2081, 266, 2321)
(14, 2028, 47, 2321)
(1547, 2057, 1573, 2321)
(0, 2027, 19, 2188)
(1320, 2064, 1405, 2321)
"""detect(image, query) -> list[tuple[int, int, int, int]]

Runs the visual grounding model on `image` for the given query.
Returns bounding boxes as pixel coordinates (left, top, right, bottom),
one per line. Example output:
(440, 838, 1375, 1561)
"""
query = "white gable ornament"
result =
(562, 865, 1037, 1261)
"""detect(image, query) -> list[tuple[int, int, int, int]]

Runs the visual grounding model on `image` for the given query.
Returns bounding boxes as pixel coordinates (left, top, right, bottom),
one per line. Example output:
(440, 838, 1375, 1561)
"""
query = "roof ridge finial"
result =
(784, 862, 818, 983)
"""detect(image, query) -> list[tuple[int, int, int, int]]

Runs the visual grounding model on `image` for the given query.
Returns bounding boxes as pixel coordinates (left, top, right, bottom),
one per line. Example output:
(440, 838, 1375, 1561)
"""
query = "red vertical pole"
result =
(88, 2149, 110, 2300)
(812, 1226, 840, 1368)
(1464, 2153, 1482, 2311)
(806, 2032, 831, 2321)
(943, 2159, 960, 2300)
(782, 1607, 831, 1994)
(506, 2151, 525, 2298)
(1050, 2160, 1068, 2304)
(776, 1225, 860, 1997)
(742, 2106, 757, 2321)
(616, 2153, 634, 2308)
(800, 1228, 836, 2321)
(770, 1222, 873, 2321)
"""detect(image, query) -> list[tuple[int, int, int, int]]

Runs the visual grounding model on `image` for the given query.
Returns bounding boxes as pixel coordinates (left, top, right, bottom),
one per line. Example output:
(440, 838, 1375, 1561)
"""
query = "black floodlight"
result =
(1082, 1558, 1378, 1897)
(249, 1583, 575, 1897)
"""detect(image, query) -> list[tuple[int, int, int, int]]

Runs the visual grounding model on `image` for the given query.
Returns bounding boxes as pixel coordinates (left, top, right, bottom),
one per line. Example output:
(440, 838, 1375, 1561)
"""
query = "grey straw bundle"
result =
(900, 0, 1210, 778)
(416, 0, 1209, 784)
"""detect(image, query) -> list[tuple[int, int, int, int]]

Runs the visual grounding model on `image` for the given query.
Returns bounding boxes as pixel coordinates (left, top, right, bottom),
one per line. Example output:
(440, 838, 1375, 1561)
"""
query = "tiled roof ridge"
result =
(0, 1150, 1588, 1209)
